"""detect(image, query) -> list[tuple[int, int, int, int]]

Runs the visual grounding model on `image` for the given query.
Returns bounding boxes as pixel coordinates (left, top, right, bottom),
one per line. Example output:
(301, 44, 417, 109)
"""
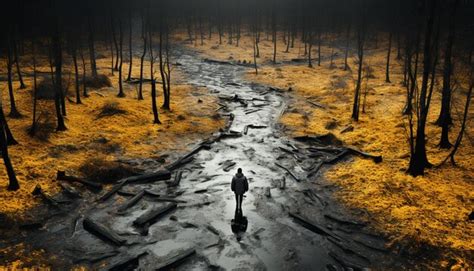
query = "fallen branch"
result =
(144, 190, 187, 203)
(346, 147, 382, 163)
(275, 163, 301, 182)
(324, 214, 366, 227)
(83, 217, 125, 246)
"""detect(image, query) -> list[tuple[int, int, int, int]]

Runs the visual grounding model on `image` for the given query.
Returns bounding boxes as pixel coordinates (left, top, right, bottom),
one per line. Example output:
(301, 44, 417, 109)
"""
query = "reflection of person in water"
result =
(231, 168, 248, 212)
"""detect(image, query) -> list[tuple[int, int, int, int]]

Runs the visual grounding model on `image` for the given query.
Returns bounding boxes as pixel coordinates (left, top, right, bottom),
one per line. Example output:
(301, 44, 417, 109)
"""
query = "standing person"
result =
(231, 168, 249, 213)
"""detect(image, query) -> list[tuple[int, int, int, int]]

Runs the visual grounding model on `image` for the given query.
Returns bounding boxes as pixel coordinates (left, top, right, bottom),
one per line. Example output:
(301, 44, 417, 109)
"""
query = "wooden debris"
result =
(324, 214, 367, 227)
(144, 190, 187, 203)
(104, 251, 148, 271)
(204, 58, 233, 65)
(307, 100, 326, 109)
(346, 147, 382, 163)
(168, 171, 183, 187)
(352, 238, 389, 253)
(327, 237, 371, 263)
(279, 177, 286, 189)
(243, 124, 267, 135)
(328, 251, 367, 271)
(58, 182, 81, 198)
(83, 217, 125, 246)
(206, 225, 220, 236)
(57, 171, 103, 190)
(155, 248, 196, 270)
(98, 170, 171, 202)
(32, 185, 60, 207)
(289, 212, 340, 240)
(265, 187, 272, 198)
(117, 190, 145, 214)
(275, 163, 301, 182)
(245, 108, 262, 115)
(166, 143, 211, 171)
(133, 203, 177, 227)
(340, 125, 354, 134)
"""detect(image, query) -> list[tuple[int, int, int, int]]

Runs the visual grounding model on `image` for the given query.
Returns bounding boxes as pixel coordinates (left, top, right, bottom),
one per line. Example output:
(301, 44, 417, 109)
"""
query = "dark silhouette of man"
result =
(231, 168, 248, 212)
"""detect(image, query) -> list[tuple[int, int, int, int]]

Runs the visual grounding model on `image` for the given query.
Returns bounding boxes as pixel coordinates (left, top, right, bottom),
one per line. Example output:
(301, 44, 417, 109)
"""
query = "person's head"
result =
(237, 168, 242, 174)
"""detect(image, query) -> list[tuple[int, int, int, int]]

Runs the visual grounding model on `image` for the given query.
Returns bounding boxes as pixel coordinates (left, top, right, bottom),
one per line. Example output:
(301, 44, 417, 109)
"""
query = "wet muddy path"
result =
(2, 47, 404, 270)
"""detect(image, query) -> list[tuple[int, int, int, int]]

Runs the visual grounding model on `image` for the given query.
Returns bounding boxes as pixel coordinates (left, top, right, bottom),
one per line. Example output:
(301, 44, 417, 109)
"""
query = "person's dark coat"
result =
(231, 172, 248, 195)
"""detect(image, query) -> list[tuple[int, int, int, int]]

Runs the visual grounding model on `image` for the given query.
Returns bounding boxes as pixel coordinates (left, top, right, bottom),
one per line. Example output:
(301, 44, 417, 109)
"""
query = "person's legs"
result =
(237, 194, 243, 211)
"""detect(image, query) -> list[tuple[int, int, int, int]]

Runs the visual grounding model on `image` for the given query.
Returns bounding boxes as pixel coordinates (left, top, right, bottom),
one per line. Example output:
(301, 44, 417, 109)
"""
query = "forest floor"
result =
(185, 32, 474, 269)
(0, 45, 223, 219)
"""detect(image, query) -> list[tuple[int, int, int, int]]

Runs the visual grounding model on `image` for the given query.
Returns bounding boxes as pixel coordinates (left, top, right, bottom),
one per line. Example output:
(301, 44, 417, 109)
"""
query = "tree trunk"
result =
(13, 36, 26, 89)
(385, 32, 392, 83)
(127, 10, 133, 81)
(88, 16, 98, 77)
(72, 46, 81, 104)
(0, 117, 19, 191)
(117, 20, 125, 98)
(150, 24, 161, 124)
(6, 34, 22, 119)
(52, 26, 67, 131)
(437, 0, 460, 148)
(30, 39, 38, 136)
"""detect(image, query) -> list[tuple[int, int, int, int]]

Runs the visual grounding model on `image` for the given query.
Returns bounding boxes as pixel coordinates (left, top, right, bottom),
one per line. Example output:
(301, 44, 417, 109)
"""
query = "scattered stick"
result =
(83, 217, 125, 246)
(245, 108, 262, 115)
(275, 163, 301, 182)
(346, 147, 382, 163)
(307, 100, 326, 109)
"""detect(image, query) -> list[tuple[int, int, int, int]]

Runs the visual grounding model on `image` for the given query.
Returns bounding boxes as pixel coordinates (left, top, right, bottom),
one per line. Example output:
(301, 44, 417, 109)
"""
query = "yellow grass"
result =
(186, 31, 473, 265)
(0, 46, 223, 218)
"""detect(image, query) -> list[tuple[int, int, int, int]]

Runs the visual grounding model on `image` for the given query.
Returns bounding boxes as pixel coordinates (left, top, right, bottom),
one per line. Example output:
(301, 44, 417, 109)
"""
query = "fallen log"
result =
(289, 212, 340, 240)
(155, 248, 196, 270)
(328, 251, 366, 271)
(352, 238, 389, 253)
(275, 163, 300, 182)
(83, 217, 125, 246)
(346, 147, 382, 163)
(133, 203, 177, 227)
(98, 170, 171, 202)
(105, 251, 148, 271)
(324, 214, 367, 227)
(166, 143, 211, 171)
(327, 237, 371, 263)
(117, 190, 145, 214)
(57, 171, 103, 190)
(204, 58, 233, 65)
(32, 185, 60, 207)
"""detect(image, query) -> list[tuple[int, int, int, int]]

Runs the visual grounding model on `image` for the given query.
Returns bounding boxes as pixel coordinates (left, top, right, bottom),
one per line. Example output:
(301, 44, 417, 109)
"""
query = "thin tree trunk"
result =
(117, 20, 125, 97)
(6, 34, 22, 118)
(385, 32, 392, 83)
(0, 115, 19, 191)
(127, 10, 133, 81)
